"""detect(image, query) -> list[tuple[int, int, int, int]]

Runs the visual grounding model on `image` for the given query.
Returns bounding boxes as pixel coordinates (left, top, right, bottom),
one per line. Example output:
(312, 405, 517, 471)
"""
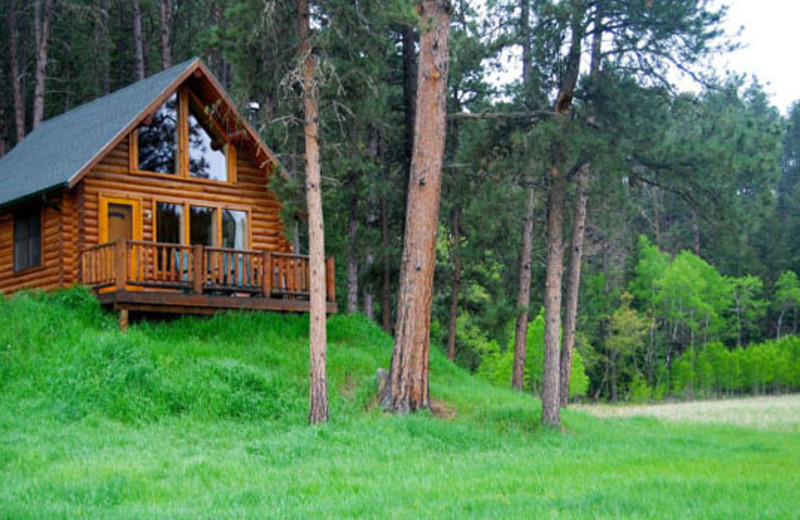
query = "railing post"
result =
(262, 252, 273, 297)
(114, 239, 128, 291)
(325, 257, 335, 302)
(192, 244, 204, 294)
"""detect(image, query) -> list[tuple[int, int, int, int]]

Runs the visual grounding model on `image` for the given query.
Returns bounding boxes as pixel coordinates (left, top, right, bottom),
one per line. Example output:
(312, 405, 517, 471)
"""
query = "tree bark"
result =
(346, 174, 359, 314)
(8, 0, 24, 142)
(541, 6, 585, 428)
(132, 0, 145, 80)
(512, 184, 536, 391)
(33, 0, 52, 128)
(159, 0, 172, 69)
(446, 207, 462, 361)
(560, 166, 588, 406)
(381, 0, 450, 414)
(299, 0, 328, 424)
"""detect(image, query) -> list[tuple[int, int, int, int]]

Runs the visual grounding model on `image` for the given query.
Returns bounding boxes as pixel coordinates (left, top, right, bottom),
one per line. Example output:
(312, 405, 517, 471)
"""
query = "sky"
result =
(713, 0, 800, 114)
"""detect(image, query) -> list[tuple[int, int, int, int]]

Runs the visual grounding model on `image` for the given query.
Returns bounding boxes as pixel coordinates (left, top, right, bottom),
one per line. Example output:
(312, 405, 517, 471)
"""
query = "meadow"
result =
(1, 289, 798, 519)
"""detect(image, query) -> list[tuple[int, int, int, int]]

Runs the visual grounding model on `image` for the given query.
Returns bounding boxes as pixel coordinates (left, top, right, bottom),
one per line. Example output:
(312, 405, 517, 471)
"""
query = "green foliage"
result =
(474, 309, 588, 398)
(668, 335, 800, 398)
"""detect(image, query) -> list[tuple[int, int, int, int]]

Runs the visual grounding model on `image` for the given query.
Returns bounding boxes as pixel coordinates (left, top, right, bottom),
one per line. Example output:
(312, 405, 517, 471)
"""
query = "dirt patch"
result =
(430, 398, 457, 420)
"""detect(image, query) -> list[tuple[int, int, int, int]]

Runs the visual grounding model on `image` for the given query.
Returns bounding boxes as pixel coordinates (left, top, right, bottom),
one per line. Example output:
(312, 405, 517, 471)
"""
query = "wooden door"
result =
(107, 203, 134, 242)
(99, 197, 142, 244)
(99, 197, 143, 290)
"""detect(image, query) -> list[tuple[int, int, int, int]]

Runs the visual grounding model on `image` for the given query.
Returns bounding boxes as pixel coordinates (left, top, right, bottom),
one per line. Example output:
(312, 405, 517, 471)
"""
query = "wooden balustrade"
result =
(80, 239, 335, 301)
(81, 242, 117, 288)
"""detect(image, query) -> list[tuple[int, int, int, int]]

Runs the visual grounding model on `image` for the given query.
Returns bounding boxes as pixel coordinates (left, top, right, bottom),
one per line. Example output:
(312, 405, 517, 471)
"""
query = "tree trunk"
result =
(159, 0, 172, 69)
(541, 166, 567, 423)
(541, 7, 585, 428)
(33, 0, 52, 128)
(364, 252, 375, 320)
(132, 0, 145, 80)
(446, 207, 462, 361)
(8, 0, 24, 142)
(346, 175, 359, 314)
(512, 184, 536, 390)
(381, 0, 450, 414)
(776, 308, 785, 339)
(560, 166, 588, 407)
(299, 0, 328, 425)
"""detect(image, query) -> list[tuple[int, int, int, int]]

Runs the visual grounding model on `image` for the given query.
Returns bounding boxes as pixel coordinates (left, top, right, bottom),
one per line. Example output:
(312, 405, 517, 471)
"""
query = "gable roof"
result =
(0, 57, 280, 209)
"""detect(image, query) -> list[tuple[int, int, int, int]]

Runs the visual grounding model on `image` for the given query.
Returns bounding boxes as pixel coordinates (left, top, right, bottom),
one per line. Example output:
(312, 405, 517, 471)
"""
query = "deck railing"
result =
(81, 239, 335, 301)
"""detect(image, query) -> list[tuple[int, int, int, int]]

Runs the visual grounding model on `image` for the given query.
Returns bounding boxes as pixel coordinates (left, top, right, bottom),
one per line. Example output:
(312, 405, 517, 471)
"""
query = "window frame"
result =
(152, 197, 252, 250)
(12, 204, 44, 274)
(130, 87, 237, 185)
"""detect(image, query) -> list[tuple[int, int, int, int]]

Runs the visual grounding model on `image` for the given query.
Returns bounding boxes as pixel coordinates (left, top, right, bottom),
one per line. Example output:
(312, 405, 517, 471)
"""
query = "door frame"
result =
(99, 195, 143, 244)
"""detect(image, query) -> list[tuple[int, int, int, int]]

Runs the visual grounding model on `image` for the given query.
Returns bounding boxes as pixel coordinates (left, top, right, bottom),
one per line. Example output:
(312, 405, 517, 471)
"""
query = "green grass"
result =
(1, 288, 798, 518)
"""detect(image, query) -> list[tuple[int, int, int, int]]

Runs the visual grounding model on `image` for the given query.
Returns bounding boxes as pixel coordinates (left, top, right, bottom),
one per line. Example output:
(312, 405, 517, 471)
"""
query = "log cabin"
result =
(0, 58, 335, 324)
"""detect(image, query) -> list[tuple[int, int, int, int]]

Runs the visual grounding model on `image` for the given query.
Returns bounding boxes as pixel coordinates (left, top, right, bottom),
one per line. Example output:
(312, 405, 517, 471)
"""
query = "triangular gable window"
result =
(132, 87, 233, 183)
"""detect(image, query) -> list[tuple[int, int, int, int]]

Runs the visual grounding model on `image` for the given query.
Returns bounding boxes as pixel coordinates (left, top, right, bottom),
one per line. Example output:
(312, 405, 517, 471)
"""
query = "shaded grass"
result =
(1, 288, 799, 518)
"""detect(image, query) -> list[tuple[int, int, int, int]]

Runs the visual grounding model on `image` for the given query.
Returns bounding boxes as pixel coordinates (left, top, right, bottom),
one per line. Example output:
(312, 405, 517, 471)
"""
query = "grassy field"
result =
(577, 395, 800, 431)
(1, 289, 799, 519)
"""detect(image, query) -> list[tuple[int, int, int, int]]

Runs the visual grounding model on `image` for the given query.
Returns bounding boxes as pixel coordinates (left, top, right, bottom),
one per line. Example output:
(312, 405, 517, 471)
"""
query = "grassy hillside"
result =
(1, 288, 798, 518)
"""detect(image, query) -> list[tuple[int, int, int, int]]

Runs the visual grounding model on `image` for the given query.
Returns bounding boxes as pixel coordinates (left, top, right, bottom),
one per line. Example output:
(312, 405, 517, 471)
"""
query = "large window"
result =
(155, 201, 248, 249)
(14, 206, 42, 271)
(222, 210, 247, 249)
(189, 206, 217, 246)
(137, 94, 178, 174)
(156, 202, 183, 244)
(134, 89, 232, 182)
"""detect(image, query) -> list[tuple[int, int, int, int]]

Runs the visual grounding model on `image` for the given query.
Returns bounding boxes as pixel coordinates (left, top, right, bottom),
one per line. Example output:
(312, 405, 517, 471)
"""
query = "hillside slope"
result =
(1, 289, 798, 519)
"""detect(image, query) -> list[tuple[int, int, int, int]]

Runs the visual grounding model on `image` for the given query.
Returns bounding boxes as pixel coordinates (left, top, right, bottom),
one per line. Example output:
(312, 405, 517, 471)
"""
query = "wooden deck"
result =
(82, 239, 336, 316)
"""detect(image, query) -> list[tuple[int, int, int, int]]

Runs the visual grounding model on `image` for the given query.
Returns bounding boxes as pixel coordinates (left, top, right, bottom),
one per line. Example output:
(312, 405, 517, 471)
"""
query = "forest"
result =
(2, 0, 800, 417)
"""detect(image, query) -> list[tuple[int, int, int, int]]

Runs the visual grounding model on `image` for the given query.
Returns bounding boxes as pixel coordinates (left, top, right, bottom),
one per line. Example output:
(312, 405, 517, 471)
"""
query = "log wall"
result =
(0, 193, 68, 294)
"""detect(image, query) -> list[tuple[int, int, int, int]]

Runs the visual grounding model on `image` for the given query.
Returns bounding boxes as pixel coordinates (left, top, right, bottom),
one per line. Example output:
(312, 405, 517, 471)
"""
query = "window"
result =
(222, 210, 247, 249)
(14, 206, 42, 271)
(189, 206, 217, 246)
(155, 201, 249, 249)
(156, 202, 183, 244)
(133, 89, 233, 182)
(137, 94, 178, 174)
(188, 106, 227, 181)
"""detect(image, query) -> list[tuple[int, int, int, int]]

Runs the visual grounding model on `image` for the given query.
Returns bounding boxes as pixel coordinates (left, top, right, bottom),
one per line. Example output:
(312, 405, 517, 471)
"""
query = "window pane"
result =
(138, 94, 178, 174)
(188, 105, 227, 181)
(156, 202, 183, 244)
(189, 206, 216, 246)
(14, 207, 41, 271)
(222, 210, 247, 249)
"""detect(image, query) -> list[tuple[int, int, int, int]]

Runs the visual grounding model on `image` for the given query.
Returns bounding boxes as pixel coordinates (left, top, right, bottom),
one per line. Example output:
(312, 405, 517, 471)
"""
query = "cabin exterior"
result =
(0, 58, 335, 320)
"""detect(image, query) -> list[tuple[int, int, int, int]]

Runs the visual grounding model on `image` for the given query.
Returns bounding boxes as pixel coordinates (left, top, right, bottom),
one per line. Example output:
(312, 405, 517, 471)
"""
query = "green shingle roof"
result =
(0, 58, 199, 209)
